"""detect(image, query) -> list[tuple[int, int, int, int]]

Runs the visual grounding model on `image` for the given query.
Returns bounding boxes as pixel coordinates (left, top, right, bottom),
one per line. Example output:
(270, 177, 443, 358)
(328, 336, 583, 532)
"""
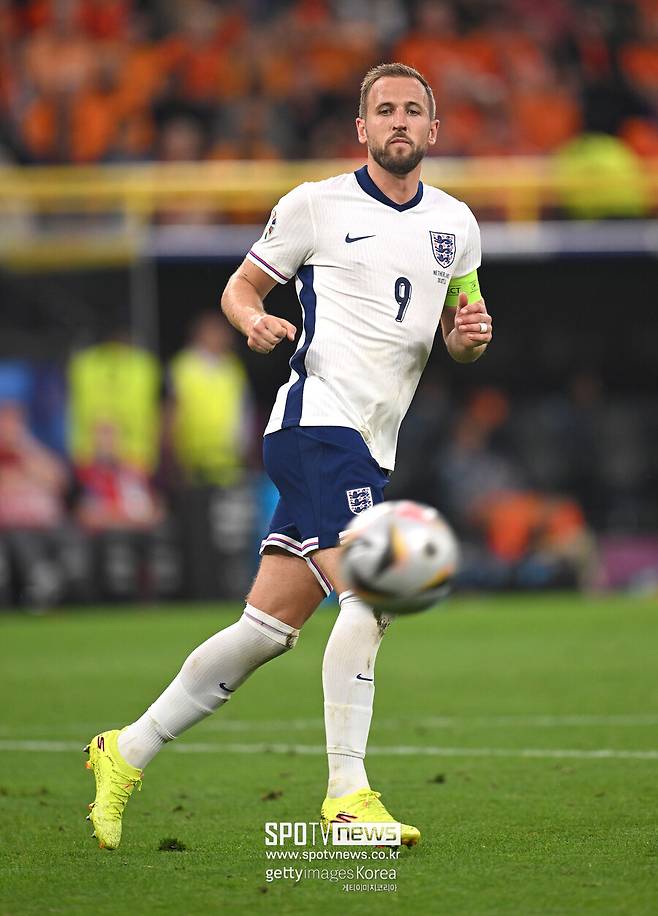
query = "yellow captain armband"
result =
(444, 269, 481, 308)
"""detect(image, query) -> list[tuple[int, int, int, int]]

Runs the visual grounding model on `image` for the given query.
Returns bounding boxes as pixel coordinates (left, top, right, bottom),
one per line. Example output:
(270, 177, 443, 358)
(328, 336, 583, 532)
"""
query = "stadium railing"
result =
(0, 156, 655, 220)
(1, 158, 656, 269)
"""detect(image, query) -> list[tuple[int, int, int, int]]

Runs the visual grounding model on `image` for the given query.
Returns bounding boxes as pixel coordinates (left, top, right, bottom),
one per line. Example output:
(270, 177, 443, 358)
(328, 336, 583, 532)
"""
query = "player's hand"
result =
(247, 313, 297, 354)
(453, 292, 492, 348)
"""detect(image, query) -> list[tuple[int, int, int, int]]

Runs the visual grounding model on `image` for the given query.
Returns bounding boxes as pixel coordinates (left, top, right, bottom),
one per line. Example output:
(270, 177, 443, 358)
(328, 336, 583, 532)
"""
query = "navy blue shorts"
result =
(261, 426, 389, 593)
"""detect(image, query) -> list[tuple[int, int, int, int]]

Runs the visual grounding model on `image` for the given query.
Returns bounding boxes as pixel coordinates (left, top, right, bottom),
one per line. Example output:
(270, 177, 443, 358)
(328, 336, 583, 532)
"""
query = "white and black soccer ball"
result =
(340, 500, 459, 615)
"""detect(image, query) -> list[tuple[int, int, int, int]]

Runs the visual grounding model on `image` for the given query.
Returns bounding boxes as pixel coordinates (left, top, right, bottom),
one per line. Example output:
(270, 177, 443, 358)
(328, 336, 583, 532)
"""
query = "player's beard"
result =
(368, 136, 426, 176)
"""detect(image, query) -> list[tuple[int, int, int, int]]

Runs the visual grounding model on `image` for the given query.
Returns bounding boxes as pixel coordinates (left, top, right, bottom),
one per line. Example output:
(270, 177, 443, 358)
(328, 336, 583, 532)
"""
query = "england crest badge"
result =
(429, 231, 456, 268)
(346, 487, 373, 514)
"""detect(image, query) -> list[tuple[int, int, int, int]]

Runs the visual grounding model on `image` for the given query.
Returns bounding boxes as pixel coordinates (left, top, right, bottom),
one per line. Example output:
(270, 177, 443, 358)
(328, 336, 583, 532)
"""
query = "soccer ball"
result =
(340, 500, 459, 615)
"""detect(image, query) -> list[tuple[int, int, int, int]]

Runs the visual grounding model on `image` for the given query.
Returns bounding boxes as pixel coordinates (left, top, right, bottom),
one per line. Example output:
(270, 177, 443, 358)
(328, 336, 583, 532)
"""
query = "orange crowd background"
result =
(1, 0, 658, 165)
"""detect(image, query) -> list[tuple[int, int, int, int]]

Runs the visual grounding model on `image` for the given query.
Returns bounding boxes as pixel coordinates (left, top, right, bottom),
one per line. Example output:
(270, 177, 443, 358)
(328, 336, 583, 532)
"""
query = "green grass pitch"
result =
(1, 594, 657, 915)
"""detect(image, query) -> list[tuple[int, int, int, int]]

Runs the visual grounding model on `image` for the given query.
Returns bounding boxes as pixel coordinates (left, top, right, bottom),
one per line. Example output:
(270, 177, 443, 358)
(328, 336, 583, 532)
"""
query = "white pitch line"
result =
(1, 739, 657, 761)
(3, 713, 658, 738)
(203, 713, 658, 731)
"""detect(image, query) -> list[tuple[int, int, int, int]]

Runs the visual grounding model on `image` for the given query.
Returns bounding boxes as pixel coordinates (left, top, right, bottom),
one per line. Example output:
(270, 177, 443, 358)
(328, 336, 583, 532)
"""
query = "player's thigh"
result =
(311, 546, 350, 596)
(247, 549, 325, 628)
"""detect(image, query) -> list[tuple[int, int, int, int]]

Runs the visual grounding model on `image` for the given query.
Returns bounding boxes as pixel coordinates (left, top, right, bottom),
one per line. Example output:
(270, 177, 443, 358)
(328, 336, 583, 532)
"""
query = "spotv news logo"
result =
(264, 822, 401, 846)
(333, 822, 401, 846)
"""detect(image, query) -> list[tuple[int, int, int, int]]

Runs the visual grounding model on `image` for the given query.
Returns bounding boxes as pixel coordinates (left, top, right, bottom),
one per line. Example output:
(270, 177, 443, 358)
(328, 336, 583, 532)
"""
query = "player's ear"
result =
(428, 119, 440, 146)
(355, 117, 368, 145)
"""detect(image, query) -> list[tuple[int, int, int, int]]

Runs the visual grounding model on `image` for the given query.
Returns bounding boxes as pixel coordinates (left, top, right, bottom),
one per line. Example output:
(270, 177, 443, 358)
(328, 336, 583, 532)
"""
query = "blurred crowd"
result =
(1, 306, 656, 611)
(1, 0, 658, 164)
(0, 312, 259, 609)
(389, 375, 658, 592)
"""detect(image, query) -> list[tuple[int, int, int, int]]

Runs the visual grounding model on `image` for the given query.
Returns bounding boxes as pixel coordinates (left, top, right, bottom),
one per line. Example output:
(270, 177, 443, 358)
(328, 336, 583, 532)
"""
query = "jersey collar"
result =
(354, 165, 423, 212)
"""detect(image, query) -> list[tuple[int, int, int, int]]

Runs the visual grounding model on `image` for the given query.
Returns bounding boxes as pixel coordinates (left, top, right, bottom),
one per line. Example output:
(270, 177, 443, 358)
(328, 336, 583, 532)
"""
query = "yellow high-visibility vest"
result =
(68, 342, 160, 472)
(170, 350, 248, 486)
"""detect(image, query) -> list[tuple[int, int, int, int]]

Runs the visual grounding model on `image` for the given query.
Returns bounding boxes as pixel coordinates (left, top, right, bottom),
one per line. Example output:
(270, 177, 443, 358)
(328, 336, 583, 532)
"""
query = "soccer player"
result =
(85, 62, 493, 850)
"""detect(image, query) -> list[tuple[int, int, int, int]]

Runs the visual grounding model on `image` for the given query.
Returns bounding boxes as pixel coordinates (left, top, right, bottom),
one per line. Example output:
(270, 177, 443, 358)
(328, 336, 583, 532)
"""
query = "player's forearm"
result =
(221, 272, 266, 338)
(445, 329, 488, 363)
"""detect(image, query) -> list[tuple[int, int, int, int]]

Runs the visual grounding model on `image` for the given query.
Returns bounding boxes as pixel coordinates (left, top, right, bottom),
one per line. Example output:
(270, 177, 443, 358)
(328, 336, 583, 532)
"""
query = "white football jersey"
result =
(247, 166, 481, 470)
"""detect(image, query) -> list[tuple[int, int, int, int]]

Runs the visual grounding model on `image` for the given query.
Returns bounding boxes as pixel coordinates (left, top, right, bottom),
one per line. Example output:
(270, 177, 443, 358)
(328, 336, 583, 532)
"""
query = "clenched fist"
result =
(248, 313, 297, 354)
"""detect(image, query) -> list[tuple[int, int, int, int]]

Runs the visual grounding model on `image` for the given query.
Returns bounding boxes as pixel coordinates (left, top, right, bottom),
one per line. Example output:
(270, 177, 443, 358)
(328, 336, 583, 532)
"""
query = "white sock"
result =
(322, 591, 391, 798)
(117, 605, 299, 768)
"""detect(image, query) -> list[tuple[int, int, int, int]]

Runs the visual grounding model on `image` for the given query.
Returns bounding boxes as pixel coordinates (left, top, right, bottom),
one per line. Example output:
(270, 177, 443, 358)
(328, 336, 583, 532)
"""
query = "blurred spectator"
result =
(74, 420, 179, 600)
(475, 490, 595, 589)
(164, 311, 256, 599)
(0, 399, 89, 608)
(436, 390, 597, 590)
(166, 311, 251, 487)
(393, 2, 463, 98)
(210, 95, 282, 162)
(0, 360, 33, 411)
(157, 115, 206, 161)
(553, 132, 649, 217)
(0, 360, 67, 456)
(68, 326, 160, 473)
(76, 421, 163, 529)
(166, 1, 247, 109)
(154, 115, 217, 223)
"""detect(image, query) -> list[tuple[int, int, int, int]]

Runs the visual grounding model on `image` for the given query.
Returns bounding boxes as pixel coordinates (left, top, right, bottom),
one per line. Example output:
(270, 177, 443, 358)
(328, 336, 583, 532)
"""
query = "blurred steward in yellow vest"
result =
(167, 312, 251, 487)
(68, 329, 160, 474)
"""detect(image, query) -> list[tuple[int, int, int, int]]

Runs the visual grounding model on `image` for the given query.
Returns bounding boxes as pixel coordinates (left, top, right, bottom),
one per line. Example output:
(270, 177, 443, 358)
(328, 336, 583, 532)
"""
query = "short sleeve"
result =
(452, 205, 481, 278)
(247, 184, 315, 284)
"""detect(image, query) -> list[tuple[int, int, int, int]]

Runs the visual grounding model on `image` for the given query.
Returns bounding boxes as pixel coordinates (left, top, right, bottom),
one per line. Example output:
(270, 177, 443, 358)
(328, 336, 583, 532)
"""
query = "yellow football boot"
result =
(84, 729, 142, 850)
(321, 788, 420, 846)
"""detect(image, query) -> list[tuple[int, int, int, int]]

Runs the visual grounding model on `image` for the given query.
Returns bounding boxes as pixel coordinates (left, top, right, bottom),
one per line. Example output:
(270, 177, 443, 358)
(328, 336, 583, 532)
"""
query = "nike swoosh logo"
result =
(219, 682, 234, 693)
(356, 673, 374, 681)
(345, 233, 376, 244)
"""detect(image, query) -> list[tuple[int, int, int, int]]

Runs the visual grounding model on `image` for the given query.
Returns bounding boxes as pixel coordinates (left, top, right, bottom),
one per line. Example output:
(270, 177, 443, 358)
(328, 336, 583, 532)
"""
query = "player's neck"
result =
(365, 158, 421, 205)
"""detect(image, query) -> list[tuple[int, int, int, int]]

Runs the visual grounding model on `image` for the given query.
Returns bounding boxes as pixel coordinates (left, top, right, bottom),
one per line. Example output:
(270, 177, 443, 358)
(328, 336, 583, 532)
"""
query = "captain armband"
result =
(444, 269, 481, 308)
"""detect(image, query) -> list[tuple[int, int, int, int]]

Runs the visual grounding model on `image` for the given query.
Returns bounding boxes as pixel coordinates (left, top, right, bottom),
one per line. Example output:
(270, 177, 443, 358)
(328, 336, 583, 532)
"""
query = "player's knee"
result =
(244, 592, 319, 631)
(243, 604, 299, 651)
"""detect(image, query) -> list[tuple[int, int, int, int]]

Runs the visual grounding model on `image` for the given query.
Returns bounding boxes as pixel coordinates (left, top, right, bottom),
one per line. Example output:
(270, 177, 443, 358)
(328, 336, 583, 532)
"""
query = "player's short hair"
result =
(359, 63, 436, 120)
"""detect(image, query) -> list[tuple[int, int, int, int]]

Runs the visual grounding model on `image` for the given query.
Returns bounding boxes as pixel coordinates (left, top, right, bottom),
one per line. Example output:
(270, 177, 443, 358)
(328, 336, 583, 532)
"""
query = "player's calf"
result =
(84, 606, 300, 849)
(119, 606, 300, 769)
